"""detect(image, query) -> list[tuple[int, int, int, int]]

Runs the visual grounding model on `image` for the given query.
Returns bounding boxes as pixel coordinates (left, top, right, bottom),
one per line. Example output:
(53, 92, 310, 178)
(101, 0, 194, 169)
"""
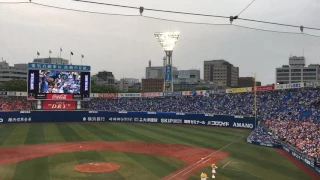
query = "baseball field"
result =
(0, 123, 315, 180)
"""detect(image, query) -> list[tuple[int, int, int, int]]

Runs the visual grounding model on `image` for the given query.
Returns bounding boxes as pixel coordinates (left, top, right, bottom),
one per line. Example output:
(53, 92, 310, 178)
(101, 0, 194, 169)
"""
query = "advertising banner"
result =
(42, 101, 76, 110)
(28, 63, 91, 71)
(305, 81, 320, 87)
(275, 83, 304, 90)
(164, 92, 182, 96)
(253, 85, 275, 91)
(282, 145, 316, 169)
(98, 93, 118, 98)
(118, 93, 141, 98)
(46, 94, 74, 100)
(141, 92, 163, 97)
(0, 91, 7, 96)
(182, 91, 192, 96)
(0, 111, 255, 129)
(165, 65, 172, 82)
(226, 87, 252, 93)
(208, 89, 226, 94)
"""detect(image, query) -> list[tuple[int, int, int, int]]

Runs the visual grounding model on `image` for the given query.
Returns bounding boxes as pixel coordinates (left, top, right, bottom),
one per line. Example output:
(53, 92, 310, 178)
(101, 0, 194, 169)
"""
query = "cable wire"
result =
(31, 2, 139, 17)
(2, 1, 320, 38)
(238, 0, 257, 16)
(0, 1, 29, 4)
(232, 24, 320, 38)
(73, 0, 320, 31)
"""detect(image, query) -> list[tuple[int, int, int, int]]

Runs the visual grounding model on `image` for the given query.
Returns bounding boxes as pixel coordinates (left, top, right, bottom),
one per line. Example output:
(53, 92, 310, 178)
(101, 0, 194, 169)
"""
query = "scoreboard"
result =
(27, 63, 91, 101)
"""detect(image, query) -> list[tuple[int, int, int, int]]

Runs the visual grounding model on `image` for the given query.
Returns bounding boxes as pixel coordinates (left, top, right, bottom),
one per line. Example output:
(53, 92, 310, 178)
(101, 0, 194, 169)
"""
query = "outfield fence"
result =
(0, 110, 256, 129)
(246, 137, 320, 174)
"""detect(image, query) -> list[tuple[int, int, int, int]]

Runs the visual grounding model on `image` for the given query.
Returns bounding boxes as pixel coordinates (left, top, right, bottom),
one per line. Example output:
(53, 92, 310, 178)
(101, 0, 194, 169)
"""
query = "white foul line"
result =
(222, 161, 231, 169)
(167, 136, 244, 180)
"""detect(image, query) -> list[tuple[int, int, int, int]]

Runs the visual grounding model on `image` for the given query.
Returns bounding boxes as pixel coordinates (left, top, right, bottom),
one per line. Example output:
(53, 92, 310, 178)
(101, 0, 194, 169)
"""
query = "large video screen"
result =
(39, 70, 81, 94)
(28, 69, 90, 101)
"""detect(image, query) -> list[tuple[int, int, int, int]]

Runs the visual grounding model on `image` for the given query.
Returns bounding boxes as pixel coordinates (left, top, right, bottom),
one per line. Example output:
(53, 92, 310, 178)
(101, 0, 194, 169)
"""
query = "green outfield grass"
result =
(0, 123, 310, 180)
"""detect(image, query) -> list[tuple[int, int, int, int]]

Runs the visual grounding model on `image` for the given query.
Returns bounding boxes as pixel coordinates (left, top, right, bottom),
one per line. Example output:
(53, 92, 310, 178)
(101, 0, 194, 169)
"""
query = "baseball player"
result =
(211, 164, 218, 179)
(200, 172, 208, 180)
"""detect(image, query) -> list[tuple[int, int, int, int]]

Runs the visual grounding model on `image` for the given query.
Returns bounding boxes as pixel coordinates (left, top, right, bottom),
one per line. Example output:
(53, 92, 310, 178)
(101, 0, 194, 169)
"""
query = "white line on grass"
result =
(222, 161, 231, 169)
(167, 135, 245, 179)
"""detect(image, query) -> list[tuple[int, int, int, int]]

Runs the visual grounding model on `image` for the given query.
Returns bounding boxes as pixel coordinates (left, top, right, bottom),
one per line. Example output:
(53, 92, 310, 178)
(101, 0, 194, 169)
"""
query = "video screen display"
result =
(28, 69, 90, 101)
(39, 70, 81, 94)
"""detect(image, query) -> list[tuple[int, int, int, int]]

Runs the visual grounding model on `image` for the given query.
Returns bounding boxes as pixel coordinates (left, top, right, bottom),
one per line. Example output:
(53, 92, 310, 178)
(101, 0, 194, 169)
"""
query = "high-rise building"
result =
(276, 56, 320, 84)
(204, 60, 239, 87)
(0, 61, 28, 84)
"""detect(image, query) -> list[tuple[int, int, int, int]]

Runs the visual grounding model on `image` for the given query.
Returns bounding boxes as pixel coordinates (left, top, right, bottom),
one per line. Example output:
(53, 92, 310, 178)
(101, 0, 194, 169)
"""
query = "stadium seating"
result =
(1, 88, 320, 163)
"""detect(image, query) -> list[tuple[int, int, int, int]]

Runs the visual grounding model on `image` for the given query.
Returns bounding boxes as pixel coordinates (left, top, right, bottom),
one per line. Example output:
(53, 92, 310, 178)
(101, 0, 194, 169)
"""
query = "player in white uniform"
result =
(211, 164, 218, 179)
(200, 172, 208, 180)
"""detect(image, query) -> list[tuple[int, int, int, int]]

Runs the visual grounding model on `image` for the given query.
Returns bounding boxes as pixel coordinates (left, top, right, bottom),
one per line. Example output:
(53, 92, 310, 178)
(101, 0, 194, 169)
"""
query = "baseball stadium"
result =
(1, 1, 320, 180)
(0, 79, 320, 180)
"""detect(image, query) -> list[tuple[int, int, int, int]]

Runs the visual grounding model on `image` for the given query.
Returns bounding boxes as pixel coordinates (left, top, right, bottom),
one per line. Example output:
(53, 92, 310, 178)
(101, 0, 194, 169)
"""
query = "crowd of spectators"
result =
(0, 97, 32, 111)
(1, 87, 320, 163)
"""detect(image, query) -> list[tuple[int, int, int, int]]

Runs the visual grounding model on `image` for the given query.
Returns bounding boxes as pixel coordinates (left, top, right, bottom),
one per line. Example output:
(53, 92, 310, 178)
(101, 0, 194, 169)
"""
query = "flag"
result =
(60, 47, 62, 52)
(37, 51, 40, 56)
(81, 54, 84, 58)
(71, 52, 73, 55)
(49, 50, 52, 54)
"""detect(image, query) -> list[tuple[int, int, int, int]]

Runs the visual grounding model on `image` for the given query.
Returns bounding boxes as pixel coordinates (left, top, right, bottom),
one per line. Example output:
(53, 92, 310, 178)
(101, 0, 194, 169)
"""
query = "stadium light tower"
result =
(154, 32, 180, 92)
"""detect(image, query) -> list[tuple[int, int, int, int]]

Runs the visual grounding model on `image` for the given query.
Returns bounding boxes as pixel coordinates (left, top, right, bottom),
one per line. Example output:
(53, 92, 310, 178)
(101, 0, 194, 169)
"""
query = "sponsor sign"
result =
(282, 145, 316, 170)
(165, 65, 172, 82)
(208, 89, 226, 94)
(28, 63, 91, 71)
(0, 91, 7, 96)
(232, 122, 253, 129)
(207, 121, 229, 127)
(0, 118, 3, 123)
(160, 118, 183, 124)
(253, 85, 275, 91)
(305, 81, 320, 87)
(226, 87, 252, 93)
(118, 93, 141, 98)
(46, 94, 73, 100)
(42, 101, 76, 110)
(275, 83, 303, 90)
(182, 91, 192, 96)
(98, 93, 118, 98)
(164, 92, 182, 96)
(141, 92, 163, 97)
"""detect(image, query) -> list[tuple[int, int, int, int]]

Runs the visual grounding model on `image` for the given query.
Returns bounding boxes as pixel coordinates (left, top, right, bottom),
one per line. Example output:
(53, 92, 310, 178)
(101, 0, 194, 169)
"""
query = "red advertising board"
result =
(46, 94, 73, 100)
(253, 85, 275, 91)
(42, 101, 76, 110)
(98, 93, 118, 98)
(141, 92, 163, 97)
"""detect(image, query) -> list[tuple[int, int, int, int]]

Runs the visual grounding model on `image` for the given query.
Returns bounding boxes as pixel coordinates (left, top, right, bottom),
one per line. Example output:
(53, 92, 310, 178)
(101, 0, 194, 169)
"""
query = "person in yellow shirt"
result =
(211, 164, 218, 179)
(200, 172, 208, 180)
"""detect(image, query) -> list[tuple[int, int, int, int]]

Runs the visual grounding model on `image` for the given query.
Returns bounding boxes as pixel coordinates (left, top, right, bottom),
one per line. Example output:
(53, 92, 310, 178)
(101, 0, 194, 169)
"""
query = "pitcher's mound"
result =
(74, 162, 120, 173)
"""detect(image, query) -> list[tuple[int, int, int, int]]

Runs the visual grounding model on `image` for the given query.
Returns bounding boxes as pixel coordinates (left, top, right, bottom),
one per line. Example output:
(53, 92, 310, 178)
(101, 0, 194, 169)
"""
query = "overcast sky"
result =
(1, 0, 320, 84)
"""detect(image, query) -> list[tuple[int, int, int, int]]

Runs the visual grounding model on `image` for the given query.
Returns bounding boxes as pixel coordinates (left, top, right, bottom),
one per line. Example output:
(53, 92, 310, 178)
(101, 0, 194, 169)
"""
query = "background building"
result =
(33, 58, 69, 65)
(117, 78, 140, 92)
(204, 60, 239, 87)
(171, 69, 214, 91)
(276, 56, 320, 84)
(142, 79, 164, 92)
(0, 61, 28, 84)
(91, 71, 115, 88)
(146, 60, 177, 79)
(238, 77, 261, 87)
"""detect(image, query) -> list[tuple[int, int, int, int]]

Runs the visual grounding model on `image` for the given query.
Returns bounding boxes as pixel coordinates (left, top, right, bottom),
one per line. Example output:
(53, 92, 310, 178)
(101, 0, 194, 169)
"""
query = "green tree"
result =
(0, 79, 27, 91)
